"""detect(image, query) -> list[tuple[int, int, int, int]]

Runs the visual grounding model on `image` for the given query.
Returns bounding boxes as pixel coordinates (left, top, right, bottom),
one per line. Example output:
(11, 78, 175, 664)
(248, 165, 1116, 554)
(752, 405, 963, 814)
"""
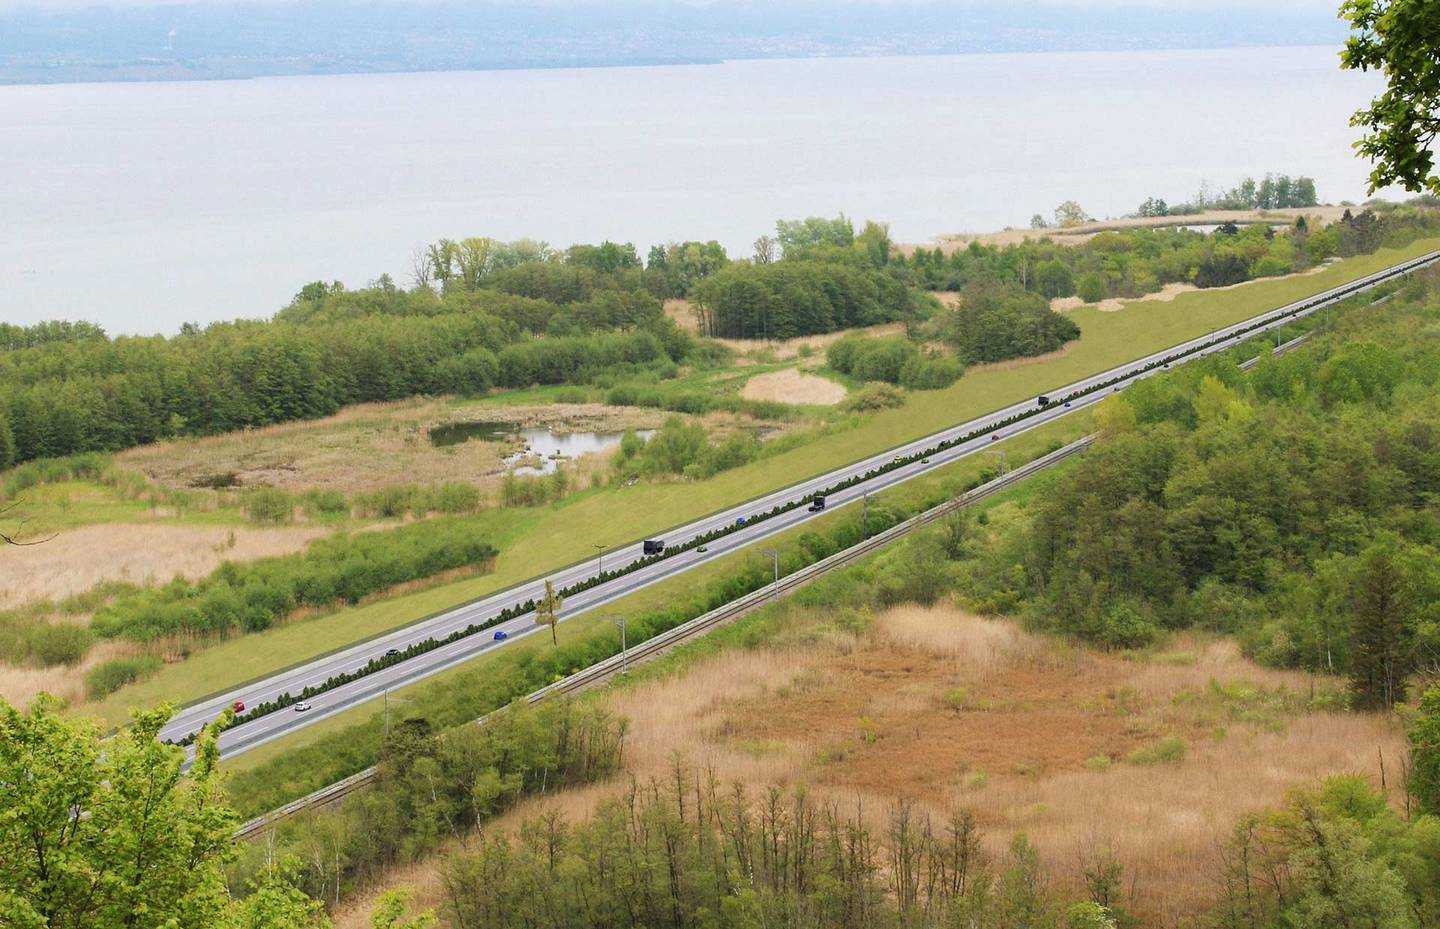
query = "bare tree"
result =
(752, 234, 777, 264)
(0, 498, 54, 545)
(409, 245, 435, 291)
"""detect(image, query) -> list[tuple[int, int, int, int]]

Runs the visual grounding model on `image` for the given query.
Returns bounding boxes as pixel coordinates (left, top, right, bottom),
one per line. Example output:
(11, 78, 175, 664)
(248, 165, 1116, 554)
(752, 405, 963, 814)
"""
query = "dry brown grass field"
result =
(0, 522, 328, 609)
(739, 368, 848, 406)
(333, 601, 1399, 927)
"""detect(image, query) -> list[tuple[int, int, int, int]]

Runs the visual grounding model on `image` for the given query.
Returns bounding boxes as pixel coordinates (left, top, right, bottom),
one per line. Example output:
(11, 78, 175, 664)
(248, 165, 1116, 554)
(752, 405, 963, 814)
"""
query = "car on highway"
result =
(493, 630, 508, 641)
(697, 545, 709, 553)
(990, 433, 1000, 441)
(293, 701, 312, 713)
(921, 457, 930, 464)
(893, 454, 903, 463)
(232, 700, 245, 713)
(735, 517, 745, 526)
(1063, 401, 1072, 408)
(384, 647, 400, 657)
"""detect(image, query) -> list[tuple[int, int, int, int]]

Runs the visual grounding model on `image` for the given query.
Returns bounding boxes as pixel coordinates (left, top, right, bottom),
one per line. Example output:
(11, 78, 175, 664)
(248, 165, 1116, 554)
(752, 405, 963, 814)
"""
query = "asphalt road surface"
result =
(162, 249, 1440, 757)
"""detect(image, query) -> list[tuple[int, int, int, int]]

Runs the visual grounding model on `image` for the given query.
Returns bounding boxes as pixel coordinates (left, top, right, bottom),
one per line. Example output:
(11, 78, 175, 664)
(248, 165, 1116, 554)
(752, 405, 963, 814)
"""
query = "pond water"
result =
(429, 420, 654, 475)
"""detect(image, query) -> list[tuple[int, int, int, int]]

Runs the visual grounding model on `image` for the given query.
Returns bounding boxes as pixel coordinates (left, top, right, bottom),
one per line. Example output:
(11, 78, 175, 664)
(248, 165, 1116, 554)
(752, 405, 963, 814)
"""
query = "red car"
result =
(232, 700, 246, 713)
(990, 433, 1000, 441)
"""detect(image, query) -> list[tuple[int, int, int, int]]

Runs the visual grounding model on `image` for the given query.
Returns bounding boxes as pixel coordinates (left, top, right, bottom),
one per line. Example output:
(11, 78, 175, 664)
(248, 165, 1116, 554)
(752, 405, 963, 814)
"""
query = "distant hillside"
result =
(0, 0, 1347, 85)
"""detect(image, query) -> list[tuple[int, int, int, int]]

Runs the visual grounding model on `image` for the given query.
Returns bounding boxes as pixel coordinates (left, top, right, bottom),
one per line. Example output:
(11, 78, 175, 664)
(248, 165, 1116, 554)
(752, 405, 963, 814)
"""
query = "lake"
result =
(0, 45, 1396, 335)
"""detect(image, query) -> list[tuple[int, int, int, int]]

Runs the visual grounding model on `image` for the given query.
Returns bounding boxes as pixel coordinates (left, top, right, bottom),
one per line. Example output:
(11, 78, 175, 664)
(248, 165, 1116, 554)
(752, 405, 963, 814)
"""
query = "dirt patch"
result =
(1050, 259, 1342, 314)
(740, 369, 848, 406)
(0, 522, 328, 609)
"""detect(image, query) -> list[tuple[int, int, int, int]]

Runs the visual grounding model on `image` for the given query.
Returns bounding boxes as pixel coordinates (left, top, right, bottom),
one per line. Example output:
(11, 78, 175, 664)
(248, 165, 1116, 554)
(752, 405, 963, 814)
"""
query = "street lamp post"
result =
(985, 449, 1008, 480)
(755, 549, 779, 599)
(593, 543, 608, 577)
(862, 490, 869, 540)
(604, 615, 628, 673)
(383, 689, 410, 739)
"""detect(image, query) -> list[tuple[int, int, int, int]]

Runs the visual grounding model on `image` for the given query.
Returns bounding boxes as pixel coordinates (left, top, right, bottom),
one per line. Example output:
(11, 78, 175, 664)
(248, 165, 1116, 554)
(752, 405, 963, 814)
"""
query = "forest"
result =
(939, 271, 1440, 709)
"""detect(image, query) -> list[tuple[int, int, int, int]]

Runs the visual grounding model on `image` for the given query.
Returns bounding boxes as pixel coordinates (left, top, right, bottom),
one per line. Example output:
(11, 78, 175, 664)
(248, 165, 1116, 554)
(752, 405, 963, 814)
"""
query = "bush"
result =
(26, 623, 93, 666)
(1077, 272, 1107, 304)
(841, 383, 906, 413)
(300, 489, 349, 518)
(1126, 735, 1187, 766)
(244, 487, 294, 524)
(86, 655, 163, 699)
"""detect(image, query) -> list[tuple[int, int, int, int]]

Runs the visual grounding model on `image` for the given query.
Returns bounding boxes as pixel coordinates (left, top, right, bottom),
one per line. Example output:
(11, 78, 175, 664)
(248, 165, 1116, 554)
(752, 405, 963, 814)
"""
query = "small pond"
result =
(429, 420, 654, 475)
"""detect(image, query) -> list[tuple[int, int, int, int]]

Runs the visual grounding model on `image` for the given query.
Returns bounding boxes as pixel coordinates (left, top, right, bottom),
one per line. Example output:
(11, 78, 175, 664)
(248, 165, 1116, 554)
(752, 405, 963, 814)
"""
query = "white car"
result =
(293, 701, 313, 713)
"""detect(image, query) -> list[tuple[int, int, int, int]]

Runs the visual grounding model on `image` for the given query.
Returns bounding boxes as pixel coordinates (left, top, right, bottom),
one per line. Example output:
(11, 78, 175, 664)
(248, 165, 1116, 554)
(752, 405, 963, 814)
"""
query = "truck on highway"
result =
(643, 539, 665, 555)
(808, 496, 826, 512)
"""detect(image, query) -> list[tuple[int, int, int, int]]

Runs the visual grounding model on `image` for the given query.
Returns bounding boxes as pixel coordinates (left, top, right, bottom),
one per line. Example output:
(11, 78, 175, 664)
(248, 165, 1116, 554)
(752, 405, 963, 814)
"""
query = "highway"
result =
(162, 249, 1440, 757)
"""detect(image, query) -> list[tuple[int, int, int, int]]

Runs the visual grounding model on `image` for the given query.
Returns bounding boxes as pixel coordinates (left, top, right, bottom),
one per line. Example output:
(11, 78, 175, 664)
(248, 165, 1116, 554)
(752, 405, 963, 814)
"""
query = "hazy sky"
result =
(0, 0, 1343, 9)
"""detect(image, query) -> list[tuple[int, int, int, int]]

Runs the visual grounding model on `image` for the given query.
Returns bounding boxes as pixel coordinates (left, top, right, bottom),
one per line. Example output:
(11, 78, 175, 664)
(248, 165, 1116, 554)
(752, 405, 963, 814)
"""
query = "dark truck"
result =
(643, 539, 665, 555)
(1037, 395, 1050, 406)
(808, 496, 826, 512)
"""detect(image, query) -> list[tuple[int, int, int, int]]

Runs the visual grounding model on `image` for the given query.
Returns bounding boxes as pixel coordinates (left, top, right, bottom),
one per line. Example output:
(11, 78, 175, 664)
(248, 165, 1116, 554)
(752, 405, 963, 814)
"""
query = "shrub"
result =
(244, 487, 294, 524)
(86, 655, 163, 699)
(1077, 272, 1107, 304)
(300, 489, 349, 518)
(1126, 735, 1186, 766)
(841, 383, 906, 413)
(26, 623, 93, 666)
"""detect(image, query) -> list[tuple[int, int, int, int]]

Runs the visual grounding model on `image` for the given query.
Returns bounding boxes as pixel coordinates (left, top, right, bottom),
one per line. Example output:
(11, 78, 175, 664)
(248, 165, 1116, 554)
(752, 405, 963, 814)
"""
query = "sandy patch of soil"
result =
(740, 369, 848, 406)
(0, 522, 328, 609)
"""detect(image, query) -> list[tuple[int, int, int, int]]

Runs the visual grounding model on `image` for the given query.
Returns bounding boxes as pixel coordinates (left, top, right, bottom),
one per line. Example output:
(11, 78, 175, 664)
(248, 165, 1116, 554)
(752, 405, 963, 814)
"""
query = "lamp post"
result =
(985, 449, 1008, 480)
(862, 490, 869, 540)
(755, 549, 779, 599)
(383, 689, 410, 740)
(604, 615, 628, 673)
(593, 543, 607, 577)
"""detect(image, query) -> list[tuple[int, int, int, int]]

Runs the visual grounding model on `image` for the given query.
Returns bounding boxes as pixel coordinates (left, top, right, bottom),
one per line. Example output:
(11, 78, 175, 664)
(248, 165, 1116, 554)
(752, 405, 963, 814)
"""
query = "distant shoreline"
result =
(0, 42, 1340, 89)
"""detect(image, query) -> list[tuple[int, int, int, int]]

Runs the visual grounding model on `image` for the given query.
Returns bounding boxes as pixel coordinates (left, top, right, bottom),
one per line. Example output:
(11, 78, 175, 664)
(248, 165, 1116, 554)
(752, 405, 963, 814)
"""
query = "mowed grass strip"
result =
(86, 239, 1438, 719)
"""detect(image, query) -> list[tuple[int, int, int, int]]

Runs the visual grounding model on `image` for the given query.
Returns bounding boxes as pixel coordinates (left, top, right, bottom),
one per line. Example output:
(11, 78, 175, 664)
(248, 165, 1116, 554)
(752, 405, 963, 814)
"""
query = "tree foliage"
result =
(0, 696, 328, 929)
(1341, 0, 1440, 196)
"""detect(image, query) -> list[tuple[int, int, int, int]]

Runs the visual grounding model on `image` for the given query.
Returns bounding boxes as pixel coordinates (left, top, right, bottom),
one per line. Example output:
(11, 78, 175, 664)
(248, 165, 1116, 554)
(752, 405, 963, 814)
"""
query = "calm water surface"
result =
(0, 45, 1394, 334)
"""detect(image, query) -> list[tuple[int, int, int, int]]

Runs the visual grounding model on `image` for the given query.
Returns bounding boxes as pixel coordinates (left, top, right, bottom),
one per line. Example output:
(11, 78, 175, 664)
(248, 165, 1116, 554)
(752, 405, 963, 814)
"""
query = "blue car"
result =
(493, 630, 509, 641)
(735, 517, 745, 526)
(1063, 401, 1072, 408)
